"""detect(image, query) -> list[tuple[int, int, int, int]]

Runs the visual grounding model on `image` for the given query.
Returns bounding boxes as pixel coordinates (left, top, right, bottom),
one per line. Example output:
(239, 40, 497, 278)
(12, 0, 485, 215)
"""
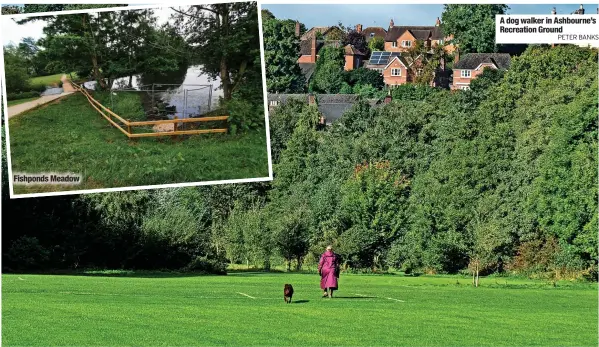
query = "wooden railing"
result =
(71, 81, 228, 138)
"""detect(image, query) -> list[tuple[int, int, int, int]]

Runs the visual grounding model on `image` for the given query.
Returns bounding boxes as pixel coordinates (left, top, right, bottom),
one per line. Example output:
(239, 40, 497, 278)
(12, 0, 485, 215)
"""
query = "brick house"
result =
(364, 52, 419, 86)
(297, 37, 365, 69)
(383, 18, 454, 53)
(451, 53, 511, 90)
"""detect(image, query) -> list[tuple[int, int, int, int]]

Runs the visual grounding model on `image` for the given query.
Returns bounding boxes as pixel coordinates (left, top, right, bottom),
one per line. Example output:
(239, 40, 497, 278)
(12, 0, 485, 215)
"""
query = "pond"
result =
(110, 65, 222, 119)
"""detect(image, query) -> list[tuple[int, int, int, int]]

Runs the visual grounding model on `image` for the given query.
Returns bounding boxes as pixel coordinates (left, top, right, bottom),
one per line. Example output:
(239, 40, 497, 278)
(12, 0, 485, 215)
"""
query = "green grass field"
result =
(2, 272, 597, 346)
(8, 93, 269, 193)
(28, 73, 65, 89)
(7, 97, 40, 107)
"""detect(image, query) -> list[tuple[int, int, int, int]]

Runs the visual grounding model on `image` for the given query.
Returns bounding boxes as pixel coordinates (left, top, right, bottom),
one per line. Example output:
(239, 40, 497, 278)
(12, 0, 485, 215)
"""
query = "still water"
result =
(111, 65, 222, 118)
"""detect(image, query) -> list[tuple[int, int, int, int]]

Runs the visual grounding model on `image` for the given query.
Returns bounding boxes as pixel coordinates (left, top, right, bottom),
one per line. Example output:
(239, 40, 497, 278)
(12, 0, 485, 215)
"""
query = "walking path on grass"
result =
(7, 75, 76, 118)
(7, 92, 74, 118)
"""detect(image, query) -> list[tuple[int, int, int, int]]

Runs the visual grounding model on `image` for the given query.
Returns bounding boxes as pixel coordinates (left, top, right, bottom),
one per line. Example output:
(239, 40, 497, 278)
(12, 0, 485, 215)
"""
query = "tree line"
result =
(2, 45, 597, 281)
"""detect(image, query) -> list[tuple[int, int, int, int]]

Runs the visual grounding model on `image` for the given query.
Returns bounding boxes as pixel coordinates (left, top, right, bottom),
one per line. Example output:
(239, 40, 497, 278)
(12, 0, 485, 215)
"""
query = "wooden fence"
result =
(71, 81, 228, 138)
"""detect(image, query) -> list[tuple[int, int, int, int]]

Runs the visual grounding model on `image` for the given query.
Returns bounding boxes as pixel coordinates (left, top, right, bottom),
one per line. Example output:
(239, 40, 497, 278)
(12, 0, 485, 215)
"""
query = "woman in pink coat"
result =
(318, 245, 340, 298)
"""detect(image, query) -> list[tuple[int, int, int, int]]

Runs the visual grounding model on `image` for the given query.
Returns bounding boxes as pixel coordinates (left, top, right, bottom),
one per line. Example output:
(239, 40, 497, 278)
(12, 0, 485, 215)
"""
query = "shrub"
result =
(184, 256, 227, 275)
(6, 236, 50, 271)
(224, 97, 265, 134)
(7, 91, 41, 101)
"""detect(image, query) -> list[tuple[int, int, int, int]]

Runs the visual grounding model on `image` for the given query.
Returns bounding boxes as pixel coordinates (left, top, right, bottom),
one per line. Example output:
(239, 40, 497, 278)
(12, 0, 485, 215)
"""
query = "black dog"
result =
(284, 284, 294, 303)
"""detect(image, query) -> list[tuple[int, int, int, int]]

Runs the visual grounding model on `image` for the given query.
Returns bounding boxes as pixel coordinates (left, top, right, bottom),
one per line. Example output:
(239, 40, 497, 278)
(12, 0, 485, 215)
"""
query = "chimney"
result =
(551, 7, 556, 15)
(356, 24, 362, 33)
(435, 17, 441, 26)
(389, 18, 394, 28)
(384, 91, 392, 104)
(311, 36, 317, 63)
(308, 94, 315, 105)
(579, 4, 584, 14)
(295, 21, 300, 37)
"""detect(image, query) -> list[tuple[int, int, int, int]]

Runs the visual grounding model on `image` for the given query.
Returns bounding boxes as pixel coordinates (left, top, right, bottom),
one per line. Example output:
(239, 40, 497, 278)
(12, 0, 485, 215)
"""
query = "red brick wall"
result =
(383, 59, 409, 86)
(452, 64, 496, 89)
(384, 31, 416, 52)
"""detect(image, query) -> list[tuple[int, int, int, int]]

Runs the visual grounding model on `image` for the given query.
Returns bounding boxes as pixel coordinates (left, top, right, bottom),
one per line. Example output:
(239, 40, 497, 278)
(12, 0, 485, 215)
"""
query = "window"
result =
(460, 70, 472, 78)
(370, 33, 375, 38)
(459, 85, 470, 90)
(392, 41, 398, 47)
(391, 68, 402, 76)
(269, 100, 279, 107)
(401, 40, 412, 47)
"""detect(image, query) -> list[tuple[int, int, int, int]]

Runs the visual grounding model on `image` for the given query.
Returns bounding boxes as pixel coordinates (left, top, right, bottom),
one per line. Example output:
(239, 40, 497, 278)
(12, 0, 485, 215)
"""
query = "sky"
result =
(1, 5, 176, 46)
(262, 4, 596, 29)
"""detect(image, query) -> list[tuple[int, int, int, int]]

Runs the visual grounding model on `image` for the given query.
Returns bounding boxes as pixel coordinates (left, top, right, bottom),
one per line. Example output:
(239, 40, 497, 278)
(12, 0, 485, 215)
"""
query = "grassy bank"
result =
(28, 73, 65, 89)
(2, 272, 596, 346)
(8, 93, 269, 194)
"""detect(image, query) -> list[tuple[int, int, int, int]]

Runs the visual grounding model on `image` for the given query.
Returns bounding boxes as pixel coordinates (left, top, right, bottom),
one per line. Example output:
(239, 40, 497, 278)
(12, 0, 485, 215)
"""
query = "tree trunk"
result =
(286, 260, 291, 272)
(295, 255, 302, 271)
(128, 75, 133, 88)
(475, 263, 479, 287)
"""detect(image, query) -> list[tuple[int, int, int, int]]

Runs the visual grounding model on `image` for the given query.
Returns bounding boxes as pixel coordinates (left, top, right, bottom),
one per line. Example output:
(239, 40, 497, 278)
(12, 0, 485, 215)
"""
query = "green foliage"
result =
(5, 236, 50, 271)
(309, 47, 346, 93)
(390, 84, 441, 101)
(263, 17, 306, 93)
(174, 3, 261, 101)
(7, 91, 41, 101)
(441, 4, 508, 53)
(368, 37, 385, 52)
(3, 45, 32, 93)
(345, 68, 384, 89)
(343, 30, 368, 56)
(224, 95, 265, 133)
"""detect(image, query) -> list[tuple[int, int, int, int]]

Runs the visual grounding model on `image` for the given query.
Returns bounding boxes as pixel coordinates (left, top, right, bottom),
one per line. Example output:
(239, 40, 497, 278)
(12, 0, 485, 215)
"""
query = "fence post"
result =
(127, 119, 131, 135)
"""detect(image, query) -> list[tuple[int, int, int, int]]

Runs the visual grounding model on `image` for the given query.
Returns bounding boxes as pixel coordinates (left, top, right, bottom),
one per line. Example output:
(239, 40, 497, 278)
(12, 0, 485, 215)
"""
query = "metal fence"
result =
(109, 83, 215, 120)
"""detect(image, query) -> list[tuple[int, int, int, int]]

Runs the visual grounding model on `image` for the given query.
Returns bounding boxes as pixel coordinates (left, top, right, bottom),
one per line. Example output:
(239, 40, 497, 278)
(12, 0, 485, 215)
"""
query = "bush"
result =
(6, 236, 50, 271)
(183, 256, 227, 275)
(7, 91, 41, 101)
(224, 97, 265, 134)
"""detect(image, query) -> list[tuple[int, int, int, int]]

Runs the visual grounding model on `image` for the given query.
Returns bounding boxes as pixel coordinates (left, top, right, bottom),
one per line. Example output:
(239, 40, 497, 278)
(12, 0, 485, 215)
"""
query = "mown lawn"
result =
(28, 73, 65, 89)
(8, 93, 270, 193)
(2, 272, 596, 346)
(7, 97, 40, 107)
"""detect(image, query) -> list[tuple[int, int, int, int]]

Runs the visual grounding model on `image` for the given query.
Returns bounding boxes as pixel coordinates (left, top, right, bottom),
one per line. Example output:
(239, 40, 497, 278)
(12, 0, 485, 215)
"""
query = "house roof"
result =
(301, 26, 343, 40)
(267, 94, 308, 103)
(453, 53, 511, 70)
(299, 39, 342, 56)
(362, 27, 387, 40)
(384, 26, 443, 42)
(344, 44, 366, 56)
(299, 63, 316, 82)
(266, 94, 380, 124)
(363, 51, 402, 67)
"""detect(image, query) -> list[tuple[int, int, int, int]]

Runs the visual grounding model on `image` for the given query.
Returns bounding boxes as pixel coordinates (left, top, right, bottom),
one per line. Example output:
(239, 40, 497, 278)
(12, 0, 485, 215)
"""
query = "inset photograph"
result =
(1, 3, 270, 197)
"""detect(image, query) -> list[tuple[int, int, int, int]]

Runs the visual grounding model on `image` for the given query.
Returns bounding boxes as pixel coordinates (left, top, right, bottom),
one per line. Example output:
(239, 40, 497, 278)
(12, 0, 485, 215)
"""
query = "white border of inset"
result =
(0, 2, 273, 199)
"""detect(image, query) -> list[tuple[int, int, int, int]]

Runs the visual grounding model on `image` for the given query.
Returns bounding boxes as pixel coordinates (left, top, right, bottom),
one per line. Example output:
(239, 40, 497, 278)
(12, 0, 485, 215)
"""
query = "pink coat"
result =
(318, 250, 340, 290)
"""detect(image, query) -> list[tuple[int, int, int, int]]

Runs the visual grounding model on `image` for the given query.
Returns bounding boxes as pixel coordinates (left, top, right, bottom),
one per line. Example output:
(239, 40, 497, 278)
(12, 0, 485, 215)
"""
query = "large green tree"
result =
(173, 3, 261, 100)
(263, 17, 306, 93)
(441, 4, 508, 53)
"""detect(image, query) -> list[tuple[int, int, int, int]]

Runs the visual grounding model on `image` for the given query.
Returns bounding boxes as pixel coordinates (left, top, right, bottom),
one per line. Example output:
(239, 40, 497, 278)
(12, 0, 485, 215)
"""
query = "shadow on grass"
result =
(332, 296, 376, 299)
(293, 300, 310, 304)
